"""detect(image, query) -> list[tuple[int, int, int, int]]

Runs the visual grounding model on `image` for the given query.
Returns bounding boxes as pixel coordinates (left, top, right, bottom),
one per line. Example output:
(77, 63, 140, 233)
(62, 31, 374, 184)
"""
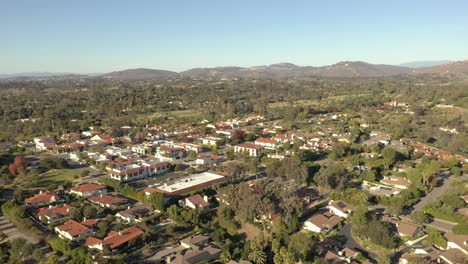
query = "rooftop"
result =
(151, 172, 226, 195)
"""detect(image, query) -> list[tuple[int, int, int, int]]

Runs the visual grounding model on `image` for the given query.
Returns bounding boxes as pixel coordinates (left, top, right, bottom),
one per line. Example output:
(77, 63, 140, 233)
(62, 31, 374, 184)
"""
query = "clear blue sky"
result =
(1, 0, 467, 73)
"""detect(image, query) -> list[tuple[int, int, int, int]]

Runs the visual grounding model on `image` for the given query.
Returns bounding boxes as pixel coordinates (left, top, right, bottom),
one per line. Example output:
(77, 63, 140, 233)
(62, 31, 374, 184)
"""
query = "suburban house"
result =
(181, 194, 210, 209)
(254, 138, 278, 149)
(234, 143, 264, 157)
(327, 200, 355, 218)
(166, 235, 222, 264)
(34, 137, 56, 151)
(445, 233, 468, 255)
(157, 145, 185, 159)
(195, 156, 224, 165)
(303, 212, 343, 233)
(85, 226, 144, 251)
(25, 190, 61, 207)
(396, 221, 422, 237)
(54, 219, 95, 240)
(70, 183, 107, 198)
(141, 160, 171, 177)
(88, 194, 128, 208)
(35, 204, 75, 224)
(109, 164, 146, 182)
(266, 153, 288, 160)
(116, 204, 155, 222)
(440, 248, 467, 264)
(381, 176, 412, 190)
(202, 137, 223, 146)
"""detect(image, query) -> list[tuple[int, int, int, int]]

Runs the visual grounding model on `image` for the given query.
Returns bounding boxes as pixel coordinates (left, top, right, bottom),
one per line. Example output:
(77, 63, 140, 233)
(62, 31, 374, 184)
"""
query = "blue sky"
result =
(1, 0, 467, 73)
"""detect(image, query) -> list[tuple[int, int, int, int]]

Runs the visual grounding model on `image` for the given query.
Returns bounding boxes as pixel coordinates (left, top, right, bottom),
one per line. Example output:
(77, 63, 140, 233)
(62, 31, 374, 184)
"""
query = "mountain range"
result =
(2, 60, 468, 80)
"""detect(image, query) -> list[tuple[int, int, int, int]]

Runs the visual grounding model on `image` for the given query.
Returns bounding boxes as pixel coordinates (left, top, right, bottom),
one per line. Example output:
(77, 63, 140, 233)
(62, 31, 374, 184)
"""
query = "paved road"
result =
(338, 223, 378, 261)
(409, 173, 468, 215)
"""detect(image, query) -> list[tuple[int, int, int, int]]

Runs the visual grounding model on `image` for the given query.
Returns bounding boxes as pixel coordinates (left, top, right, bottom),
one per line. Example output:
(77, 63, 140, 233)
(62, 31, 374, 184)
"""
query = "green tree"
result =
(410, 211, 429, 224)
(425, 231, 447, 248)
(148, 192, 165, 212)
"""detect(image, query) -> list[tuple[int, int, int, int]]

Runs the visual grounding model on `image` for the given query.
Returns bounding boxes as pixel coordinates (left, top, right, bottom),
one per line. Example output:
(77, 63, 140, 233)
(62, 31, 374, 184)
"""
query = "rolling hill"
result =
(100, 68, 179, 80)
(412, 60, 468, 74)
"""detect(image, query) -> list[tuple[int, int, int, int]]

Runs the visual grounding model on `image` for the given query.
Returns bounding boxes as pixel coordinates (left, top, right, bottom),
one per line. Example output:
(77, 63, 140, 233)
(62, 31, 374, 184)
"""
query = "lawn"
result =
(35, 169, 80, 187)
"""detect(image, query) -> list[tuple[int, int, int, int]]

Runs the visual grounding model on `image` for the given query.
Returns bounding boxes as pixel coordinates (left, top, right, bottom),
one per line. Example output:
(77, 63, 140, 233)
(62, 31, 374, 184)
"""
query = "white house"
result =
(70, 184, 107, 198)
(327, 200, 355, 218)
(234, 143, 264, 157)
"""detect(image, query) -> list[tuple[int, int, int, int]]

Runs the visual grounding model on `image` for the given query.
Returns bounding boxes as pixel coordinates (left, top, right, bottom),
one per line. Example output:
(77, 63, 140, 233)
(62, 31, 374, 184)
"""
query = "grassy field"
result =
(268, 99, 321, 108)
(35, 169, 80, 187)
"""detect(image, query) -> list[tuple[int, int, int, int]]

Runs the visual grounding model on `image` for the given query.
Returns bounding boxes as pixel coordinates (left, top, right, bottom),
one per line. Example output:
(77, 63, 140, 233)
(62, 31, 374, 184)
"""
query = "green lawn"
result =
(35, 169, 80, 187)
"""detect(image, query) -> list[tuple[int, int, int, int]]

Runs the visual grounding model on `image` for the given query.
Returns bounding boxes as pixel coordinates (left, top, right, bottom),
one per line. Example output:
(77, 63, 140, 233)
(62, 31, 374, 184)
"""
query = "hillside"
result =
(412, 60, 468, 74)
(180, 61, 410, 78)
(100, 68, 179, 80)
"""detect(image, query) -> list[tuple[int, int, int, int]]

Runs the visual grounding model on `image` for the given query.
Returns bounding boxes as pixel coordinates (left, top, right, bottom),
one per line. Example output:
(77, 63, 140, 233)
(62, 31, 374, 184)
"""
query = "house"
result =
(88, 194, 128, 208)
(54, 219, 94, 240)
(34, 137, 56, 151)
(381, 176, 412, 190)
(440, 248, 467, 264)
(116, 204, 155, 223)
(254, 138, 278, 149)
(182, 194, 210, 209)
(35, 204, 75, 224)
(234, 143, 264, 157)
(25, 190, 61, 207)
(109, 164, 146, 182)
(85, 226, 144, 251)
(445, 233, 468, 254)
(157, 145, 185, 159)
(399, 247, 442, 264)
(70, 183, 107, 198)
(141, 160, 171, 177)
(266, 153, 288, 160)
(396, 221, 422, 237)
(90, 134, 113, 144)
(327, 200, 355, 218)
(167, 235, 222, 264)
(195, 156, 224, 165)
(303, 212, 343, 233)
(202, 137, 223, 146)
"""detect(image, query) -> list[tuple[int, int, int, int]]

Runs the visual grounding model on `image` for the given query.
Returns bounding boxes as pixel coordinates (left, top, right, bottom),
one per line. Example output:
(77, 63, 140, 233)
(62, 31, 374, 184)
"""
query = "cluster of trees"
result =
(423, 181, 467, 223)
(39, 157, 68, 170)
(351, 205, 399, 249)
(0, 201, 43, 241)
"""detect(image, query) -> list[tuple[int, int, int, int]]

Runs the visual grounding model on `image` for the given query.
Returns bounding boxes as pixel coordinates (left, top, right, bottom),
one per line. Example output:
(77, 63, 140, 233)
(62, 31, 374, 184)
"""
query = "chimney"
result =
(49, 204, 53, 208)
(83, 217, 87, 222)
(118, 231, 122, 235)
(100, 194, 103, 198)
(203, 195, 209, 203)
(40, 190, 43, 194)
(66, 208, 71, 213)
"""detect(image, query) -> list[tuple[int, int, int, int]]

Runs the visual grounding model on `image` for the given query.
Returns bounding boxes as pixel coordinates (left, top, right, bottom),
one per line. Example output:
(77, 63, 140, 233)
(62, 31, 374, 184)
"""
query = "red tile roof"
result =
(85, 226, 144, 249)
(55, 219, 90, 237)
(186, 194, 210, 208)
(88, 195, 128, 205)
(255, 138, 277, 144)
(35, 204, 75, 219)
(235, 143, 264, 150)
(25, 191, 60, 205)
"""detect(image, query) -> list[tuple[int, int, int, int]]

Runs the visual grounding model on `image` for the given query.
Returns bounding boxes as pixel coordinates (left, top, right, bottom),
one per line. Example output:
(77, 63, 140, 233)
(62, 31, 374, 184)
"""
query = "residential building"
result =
(85, 226, 144, 251)
(141, 160, 171, 177)
(234, 143, 264, 157)
(88, 194, 128, 208)
(182, 194, 210, 209)
(109, 164, 146, 182)
(70, 183, 107, 198)
(254, 138, 278, 149)
(116, 204, 155, 222)
(303, 212, 343, 233)
(25, 190, 61, 207)
(195, 156, 224, 165)
(327, 200, 355, 218)
(445, 233, 468, 254)
(35, 204, 75, 224)
(396, 221, 422, 237)
(381, 176, 412, 190)
(202, 137, 223, 146)
(54, 219, 94, 240)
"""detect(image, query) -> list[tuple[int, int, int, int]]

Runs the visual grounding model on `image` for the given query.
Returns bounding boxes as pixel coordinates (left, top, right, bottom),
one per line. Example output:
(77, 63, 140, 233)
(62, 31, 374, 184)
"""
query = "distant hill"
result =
(181, 61, 410, 78)
(399, 60, 452, 69)
(412, 60, 468, 74)
(0, 72, 76, 79)
(100, 68, 179, 80)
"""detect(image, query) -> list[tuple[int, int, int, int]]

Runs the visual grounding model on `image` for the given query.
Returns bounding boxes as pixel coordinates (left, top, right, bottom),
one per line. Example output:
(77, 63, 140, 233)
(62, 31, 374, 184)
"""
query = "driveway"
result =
(338, 223, 377, 261)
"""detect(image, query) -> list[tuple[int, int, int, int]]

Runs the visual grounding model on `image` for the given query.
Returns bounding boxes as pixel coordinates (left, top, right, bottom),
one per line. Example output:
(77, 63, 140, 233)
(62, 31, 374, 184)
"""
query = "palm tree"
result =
(248, 242, 267, 264)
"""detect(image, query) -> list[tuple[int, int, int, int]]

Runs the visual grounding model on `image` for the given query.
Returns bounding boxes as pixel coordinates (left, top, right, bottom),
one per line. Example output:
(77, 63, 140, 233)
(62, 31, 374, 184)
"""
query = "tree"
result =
(381, 147, 399, 168)
(46, 255, 60, 264)
(148, 192, 165, 212)
(410, 211, 429, 224)
(248, 242, 266, 264)
(425, 231, 447, 248)
(351, 205, 369, 235)
(174, 164, 182, 172)
(83, 206, 97, 219)
(70, 208, 82, 220)
(287, 232, 315, 261)
(188, 151, 197, 160)
(185, 166, 196, 175)
(452, 223, 468, 235)
(315, 162, 349, 190)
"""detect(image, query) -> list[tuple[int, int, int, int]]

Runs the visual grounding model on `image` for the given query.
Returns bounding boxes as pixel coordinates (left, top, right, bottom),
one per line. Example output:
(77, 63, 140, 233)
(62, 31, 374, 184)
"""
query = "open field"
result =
(35, 169, 80, 187)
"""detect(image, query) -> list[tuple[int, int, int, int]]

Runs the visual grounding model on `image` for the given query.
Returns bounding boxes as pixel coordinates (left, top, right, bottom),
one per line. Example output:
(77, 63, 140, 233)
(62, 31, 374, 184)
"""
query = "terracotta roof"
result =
(144, 187, 158, 193)
(71, 183, 106, 193)
(35, 204, 75, 219)
(25, 191, 60, 204)
(186, 194, 210, 208)
(55, 219, 90, 237)
(81, 219, 98, 227)
(255, 138, 277, 144)
(86, 226, 144, 249)
(88, 195, 128, 205)
(235, 143, 264, 150)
